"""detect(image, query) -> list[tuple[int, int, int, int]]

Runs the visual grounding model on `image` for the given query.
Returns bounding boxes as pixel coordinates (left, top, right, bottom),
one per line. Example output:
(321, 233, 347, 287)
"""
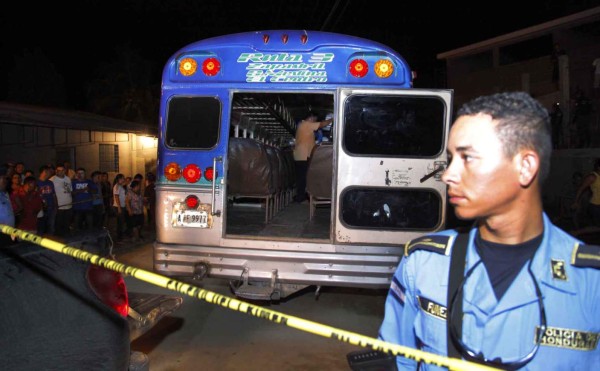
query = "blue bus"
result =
(155, 30, 453, 300)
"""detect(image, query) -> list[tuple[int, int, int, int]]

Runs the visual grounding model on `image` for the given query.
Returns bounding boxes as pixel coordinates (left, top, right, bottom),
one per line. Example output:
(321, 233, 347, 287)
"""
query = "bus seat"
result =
(306, 143, 333, 220)
(228, 138, 276, 222)
(282, 148, 295, 203)
(265, 145, 284, 213)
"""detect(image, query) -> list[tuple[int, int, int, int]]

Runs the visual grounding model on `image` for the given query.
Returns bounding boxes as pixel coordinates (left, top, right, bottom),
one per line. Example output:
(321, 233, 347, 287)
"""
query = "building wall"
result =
(0, 124, 157, 179)
(441, 15, 600, 223)
(447, 55, 559, 111)
(443, 19, 600, 113)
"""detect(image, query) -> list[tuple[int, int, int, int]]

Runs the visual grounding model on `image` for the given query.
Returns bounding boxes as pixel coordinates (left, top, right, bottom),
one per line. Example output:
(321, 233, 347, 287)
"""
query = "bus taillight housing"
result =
(204, 167, 215, 181)
(179, 57, 197, 76)
(183, 164, 202, 183)
(349, 59, 368, 78)
(374, 59, 394, 78)
(185, 195, 200, 209)
(164, 162, 216, 183)
(164, 162, 182, 181)
(202, 58, 221, 76)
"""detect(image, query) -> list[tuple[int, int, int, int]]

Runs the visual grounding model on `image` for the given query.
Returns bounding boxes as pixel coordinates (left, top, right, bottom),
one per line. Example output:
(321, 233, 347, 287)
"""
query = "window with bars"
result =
(99, 144, 119, 172)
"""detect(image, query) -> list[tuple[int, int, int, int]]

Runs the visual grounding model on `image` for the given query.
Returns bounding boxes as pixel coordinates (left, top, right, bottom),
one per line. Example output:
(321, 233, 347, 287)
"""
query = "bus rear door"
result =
(335, 88, 451, 245)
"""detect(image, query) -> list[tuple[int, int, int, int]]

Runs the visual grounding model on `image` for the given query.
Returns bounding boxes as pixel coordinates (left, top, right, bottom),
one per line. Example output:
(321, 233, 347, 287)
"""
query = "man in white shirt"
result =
(50, 165, 73, 237)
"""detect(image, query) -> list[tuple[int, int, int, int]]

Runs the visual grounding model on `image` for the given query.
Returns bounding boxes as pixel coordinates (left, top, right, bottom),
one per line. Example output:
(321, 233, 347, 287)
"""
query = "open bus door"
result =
(334, 88, 452, 246)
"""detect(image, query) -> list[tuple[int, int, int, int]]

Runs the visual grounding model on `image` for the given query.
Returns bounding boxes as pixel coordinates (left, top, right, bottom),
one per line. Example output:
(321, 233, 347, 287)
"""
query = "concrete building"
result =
(437, 7, 600, 229)
(0, 102, 158, 180)
(438, 7, 600, 121)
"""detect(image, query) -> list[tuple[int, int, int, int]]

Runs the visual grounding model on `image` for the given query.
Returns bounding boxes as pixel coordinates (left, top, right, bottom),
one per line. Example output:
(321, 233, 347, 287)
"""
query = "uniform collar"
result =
(462, 213, 579, 316)
(461, 215, 558, 316)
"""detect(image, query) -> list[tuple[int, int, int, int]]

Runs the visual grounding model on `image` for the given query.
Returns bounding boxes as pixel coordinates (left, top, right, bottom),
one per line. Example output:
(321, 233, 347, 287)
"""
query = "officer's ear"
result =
(515, 150, 539, 187)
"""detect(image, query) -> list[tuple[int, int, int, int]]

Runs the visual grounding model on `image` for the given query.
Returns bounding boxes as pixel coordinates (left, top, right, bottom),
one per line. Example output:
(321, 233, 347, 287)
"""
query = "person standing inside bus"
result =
(378, 92, 600, 369)
(292, 111, 333, 203)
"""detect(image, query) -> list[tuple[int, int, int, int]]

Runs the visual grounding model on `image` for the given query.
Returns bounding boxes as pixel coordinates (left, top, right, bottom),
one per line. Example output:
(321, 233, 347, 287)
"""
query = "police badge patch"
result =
(551, 259, 567, 281)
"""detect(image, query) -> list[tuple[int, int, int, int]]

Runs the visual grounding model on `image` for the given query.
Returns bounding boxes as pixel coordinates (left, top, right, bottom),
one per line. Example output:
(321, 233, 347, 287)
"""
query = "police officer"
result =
(378, 92, 600, 370)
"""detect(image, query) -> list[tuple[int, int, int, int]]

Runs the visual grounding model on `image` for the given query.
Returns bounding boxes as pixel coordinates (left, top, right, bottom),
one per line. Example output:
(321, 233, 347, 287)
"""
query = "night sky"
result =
(1, 0, 598, 114)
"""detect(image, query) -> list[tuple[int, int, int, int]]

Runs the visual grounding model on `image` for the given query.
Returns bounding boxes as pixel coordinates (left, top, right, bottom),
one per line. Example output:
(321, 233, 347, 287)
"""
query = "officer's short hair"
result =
(457, 92, 551, 182)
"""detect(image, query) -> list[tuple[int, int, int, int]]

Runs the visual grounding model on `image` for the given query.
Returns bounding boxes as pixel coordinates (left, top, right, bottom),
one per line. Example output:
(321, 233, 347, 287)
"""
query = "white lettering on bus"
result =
(308, 53, 334, 63)
(246, 70, 327, 83)
(237, 53, 303, 63)
(247, 63, 326, 70)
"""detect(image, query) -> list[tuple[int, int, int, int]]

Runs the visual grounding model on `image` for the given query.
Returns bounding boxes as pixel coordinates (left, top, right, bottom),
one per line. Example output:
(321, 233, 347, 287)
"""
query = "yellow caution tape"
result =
(0, 225, 499, 371)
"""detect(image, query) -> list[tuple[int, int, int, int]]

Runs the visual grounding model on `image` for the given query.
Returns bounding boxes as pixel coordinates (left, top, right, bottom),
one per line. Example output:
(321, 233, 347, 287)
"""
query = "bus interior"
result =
(226, 91, 335, 241)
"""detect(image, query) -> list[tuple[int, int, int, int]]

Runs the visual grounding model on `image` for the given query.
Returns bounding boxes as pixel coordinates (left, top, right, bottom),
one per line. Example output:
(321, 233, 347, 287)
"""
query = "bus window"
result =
(166, 96, 221, 149)
(340, 187, 441, 230)
(343, 95, 445, 157)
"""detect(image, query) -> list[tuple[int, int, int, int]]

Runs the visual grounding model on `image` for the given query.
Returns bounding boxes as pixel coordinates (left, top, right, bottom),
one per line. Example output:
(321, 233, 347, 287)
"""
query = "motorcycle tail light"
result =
(86, 265, 129, 317)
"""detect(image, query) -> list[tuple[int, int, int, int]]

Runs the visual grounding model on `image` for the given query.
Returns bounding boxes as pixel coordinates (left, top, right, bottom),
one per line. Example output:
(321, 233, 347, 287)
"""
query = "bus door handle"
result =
(211, 156, 223, 217)
(420, 165, 445, 183)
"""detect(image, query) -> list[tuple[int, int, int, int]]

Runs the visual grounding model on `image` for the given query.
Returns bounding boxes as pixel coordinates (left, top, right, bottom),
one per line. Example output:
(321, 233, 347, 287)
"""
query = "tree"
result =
(86, 45, 159, 125)
(8, 48, 67, 107)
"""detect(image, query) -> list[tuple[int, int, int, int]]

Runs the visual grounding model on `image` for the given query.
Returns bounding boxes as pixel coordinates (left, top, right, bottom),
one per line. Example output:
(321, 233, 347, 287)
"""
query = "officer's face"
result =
(442, 113, 521, 221)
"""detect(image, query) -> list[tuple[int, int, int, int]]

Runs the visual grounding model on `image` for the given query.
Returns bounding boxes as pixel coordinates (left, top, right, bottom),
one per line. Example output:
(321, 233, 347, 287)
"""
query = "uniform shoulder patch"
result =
(404, 235, 451, 257)
(571, 243, 600, 269)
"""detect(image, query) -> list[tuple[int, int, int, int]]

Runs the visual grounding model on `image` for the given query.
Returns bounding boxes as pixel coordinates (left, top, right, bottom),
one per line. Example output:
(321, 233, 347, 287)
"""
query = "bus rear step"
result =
(231, 281, 280, 301)
(230, 268, 281, 301)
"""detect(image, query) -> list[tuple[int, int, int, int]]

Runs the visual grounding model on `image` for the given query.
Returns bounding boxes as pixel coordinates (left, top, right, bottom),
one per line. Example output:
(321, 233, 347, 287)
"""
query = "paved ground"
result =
(115, 242, 386, 371)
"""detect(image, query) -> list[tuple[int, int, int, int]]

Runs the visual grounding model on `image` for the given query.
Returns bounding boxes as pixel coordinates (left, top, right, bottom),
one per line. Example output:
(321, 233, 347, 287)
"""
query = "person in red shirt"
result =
(16, 176, 43, 233)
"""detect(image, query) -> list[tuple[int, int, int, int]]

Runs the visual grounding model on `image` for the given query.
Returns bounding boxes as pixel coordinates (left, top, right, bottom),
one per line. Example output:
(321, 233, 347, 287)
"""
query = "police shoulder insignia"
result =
(570, 243, 600, 269)
(405, 235, 451, 257)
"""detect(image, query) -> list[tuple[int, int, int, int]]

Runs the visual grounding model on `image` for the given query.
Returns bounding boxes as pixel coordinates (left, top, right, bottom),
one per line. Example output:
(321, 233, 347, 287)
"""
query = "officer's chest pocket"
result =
(414, 308, 447, 354)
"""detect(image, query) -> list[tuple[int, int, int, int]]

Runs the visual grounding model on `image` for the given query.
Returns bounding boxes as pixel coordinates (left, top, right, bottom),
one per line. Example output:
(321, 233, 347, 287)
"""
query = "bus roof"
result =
(163, 30, 412, 87)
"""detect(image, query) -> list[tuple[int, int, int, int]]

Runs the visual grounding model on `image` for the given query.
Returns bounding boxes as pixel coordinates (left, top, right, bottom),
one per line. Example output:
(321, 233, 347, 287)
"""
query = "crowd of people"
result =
(0, 160, 156, 247)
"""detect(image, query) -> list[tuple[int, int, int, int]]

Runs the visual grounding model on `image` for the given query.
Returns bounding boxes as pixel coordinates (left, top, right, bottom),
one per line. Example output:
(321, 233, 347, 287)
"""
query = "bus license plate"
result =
(174, 210, 208, 228)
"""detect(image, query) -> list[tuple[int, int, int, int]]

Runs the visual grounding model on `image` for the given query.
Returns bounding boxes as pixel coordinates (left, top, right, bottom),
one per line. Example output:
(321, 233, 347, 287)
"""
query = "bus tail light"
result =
(179, 57, 198, 76)
(183, 164, 202, 183)
(202, 58, 221, 76)
(204, 166, 215, 181)
(374, 59, 394, 78)
(185, 195, 200, 209)
(349, 59, 368, 78)
(164, 162, 182, 181)
(87, 265, 129, 317)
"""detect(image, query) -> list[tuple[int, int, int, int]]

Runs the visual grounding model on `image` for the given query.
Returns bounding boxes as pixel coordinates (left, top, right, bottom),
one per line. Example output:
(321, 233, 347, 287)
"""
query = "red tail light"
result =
(183, 164, 202, 183)
(165, 162, 215, 183)
(202, 58, 221, 76)
(204, 166, 215, 181)
(349, 59, 368, 78)
(86, 265, 129, 317)
(185, 195, 200, 209)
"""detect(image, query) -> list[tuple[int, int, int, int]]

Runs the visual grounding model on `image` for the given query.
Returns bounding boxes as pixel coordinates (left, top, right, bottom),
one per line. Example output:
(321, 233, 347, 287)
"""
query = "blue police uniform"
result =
(378, 213, 600, 370)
